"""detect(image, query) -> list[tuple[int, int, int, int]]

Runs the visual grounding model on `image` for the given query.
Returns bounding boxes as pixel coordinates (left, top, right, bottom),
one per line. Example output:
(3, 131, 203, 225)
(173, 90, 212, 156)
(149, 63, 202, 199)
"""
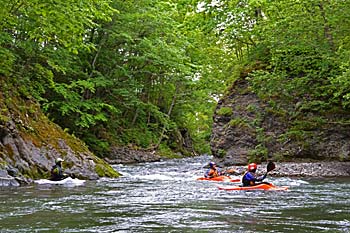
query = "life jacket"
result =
(242, 171, 256, 186)
(208, 168, 219, 178)
(50, 164, 64, 180)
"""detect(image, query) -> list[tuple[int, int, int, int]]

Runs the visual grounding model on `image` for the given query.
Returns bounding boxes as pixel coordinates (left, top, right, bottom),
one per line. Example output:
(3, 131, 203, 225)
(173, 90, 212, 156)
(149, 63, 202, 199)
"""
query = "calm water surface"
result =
(0, 156, 349, 232)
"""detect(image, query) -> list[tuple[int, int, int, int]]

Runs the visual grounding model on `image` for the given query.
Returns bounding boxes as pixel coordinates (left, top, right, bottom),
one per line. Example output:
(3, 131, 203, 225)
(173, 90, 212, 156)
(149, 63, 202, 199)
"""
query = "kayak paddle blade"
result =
(267, 161, 276, 173)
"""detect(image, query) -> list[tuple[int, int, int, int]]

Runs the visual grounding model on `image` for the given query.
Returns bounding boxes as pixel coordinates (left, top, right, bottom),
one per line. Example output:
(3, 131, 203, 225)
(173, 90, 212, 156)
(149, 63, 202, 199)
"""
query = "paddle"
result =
(259, 161, 276, 184)
(266, 161, 276, 173)
(222, 168, 237, 176)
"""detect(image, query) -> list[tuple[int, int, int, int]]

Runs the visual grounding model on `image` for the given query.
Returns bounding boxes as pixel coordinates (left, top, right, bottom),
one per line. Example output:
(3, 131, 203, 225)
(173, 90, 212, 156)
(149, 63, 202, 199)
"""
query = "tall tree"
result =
(40, 0, 231, 156)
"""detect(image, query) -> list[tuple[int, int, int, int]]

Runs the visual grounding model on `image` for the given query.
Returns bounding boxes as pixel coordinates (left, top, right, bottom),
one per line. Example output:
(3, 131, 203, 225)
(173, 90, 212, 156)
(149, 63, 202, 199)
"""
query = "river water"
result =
(0, 156, 349, 232)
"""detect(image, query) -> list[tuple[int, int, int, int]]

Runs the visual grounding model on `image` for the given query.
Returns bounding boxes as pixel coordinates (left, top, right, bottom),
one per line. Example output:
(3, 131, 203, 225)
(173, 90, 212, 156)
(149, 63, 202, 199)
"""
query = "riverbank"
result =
(105, 149, 350, 177)
(105, 147, 161, 164)
(230, 161, 350, 177)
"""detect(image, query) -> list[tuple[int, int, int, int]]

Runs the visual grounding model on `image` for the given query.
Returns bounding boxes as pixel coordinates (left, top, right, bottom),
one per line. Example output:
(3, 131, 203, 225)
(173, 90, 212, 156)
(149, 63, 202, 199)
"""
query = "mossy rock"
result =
(95, 163, 120, 178)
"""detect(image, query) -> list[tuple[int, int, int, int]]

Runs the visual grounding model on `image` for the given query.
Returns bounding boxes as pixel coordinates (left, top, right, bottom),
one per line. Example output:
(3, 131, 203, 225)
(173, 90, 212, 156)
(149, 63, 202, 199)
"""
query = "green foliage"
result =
(228, 118, 242, 127)
(197, 0, 350, 161)
(157, 143, 182, 159)
(44, 80, 119, 130)
(330, 59, 350, 108)
(217, 107, 233, 116)
(4, 0, 350, 161)
(279, 131, 305, 146)
(0, 48, 15, 77)
(31, 0, 229, 156)
(240, 0, 350, 132)
(217, 149, 227, 158)
(248, 144, 268, 162)
(228, 117, 249, 128)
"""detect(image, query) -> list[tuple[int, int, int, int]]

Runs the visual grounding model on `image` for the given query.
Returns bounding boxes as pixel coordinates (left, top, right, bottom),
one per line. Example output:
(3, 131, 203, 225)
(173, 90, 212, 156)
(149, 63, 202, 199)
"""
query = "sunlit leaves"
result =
(2, 0, 116, 52)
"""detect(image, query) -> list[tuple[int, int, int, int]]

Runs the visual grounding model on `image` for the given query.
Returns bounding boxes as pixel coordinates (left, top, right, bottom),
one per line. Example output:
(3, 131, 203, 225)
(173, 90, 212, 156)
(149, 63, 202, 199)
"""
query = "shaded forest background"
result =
(1, 0, 350, 161)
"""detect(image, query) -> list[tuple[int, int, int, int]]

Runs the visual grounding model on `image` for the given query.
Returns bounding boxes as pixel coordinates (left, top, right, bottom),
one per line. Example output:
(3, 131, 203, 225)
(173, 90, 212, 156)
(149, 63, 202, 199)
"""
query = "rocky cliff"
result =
(0, 92, 120, 187)
(211, 76, 350, 167)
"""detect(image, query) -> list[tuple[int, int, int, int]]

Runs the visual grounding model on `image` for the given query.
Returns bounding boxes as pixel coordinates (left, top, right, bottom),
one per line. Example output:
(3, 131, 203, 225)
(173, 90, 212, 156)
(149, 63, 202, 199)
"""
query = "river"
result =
(0, 156, 349, 232)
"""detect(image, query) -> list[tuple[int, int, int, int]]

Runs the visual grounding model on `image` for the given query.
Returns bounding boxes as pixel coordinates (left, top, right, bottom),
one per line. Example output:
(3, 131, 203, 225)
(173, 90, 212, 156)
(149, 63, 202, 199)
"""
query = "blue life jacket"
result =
(242, 171, 267, 186)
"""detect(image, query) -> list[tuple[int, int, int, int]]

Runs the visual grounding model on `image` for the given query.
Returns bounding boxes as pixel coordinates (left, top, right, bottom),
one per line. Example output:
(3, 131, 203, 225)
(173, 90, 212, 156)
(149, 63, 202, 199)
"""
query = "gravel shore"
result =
(231, 161, 350, 177)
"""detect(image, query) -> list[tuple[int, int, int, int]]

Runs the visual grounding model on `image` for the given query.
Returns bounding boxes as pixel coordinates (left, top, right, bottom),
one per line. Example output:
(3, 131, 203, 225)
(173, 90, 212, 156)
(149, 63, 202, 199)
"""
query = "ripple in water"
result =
(0, 155, 349, 232)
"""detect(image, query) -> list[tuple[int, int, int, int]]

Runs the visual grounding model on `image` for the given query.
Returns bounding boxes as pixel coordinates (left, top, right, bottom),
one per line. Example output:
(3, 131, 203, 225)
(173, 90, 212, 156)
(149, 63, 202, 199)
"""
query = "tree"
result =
(40, 0, 231, 156)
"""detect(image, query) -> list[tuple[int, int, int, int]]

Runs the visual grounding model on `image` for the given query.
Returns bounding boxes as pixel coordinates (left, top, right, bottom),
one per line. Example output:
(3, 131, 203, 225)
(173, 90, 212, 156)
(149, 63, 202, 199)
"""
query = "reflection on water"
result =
(0, 156, 349, 232)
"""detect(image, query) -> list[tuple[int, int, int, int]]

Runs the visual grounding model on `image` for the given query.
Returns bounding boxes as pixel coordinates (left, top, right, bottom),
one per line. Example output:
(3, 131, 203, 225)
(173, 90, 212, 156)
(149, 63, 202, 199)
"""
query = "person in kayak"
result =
(204, 162, 223, 178)
(50, 158, 69, 181)
(242, 163, 267, 186)
(204, 162, 237, 178)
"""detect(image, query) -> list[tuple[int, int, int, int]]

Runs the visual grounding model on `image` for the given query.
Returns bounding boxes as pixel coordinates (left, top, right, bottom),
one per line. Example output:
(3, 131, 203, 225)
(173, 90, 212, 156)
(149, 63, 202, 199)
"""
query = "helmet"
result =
(55, 158, 64, 164)
(247, 163, 257, 171)
(209, 162, 216, 168)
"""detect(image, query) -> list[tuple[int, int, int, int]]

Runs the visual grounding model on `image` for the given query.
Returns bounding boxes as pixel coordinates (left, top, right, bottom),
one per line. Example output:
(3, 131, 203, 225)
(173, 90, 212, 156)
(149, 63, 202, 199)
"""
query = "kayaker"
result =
(204, 162, 223, 178)
(50, 158, 69, 181)
(242, 163, 267, 186)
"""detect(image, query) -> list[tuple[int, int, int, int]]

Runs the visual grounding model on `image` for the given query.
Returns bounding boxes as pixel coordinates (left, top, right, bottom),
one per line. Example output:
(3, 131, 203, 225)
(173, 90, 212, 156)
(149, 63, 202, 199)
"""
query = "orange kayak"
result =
(196, 176, 240, 183)
(217, 183, 289, 191)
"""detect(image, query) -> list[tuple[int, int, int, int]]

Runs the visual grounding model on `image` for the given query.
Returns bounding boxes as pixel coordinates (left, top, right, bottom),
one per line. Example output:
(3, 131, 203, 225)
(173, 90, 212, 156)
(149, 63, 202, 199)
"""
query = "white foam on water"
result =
(272, 177, 309, 186)
(34, 177, 86, 186)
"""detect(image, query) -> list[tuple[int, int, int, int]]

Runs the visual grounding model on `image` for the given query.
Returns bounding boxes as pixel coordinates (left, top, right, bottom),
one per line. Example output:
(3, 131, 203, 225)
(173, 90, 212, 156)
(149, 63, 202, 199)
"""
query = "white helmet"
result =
(55, 158, 64, 164)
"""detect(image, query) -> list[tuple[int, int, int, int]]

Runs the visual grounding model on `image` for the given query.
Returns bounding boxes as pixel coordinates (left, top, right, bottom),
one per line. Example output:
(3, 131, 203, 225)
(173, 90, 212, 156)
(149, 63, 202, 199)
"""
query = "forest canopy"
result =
(1, 0, 350, 158)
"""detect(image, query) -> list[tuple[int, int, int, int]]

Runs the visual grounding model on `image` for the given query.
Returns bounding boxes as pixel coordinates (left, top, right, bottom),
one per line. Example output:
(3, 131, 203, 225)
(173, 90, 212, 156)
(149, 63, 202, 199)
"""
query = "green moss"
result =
(95, 162, 120, 178)
(217, 107, 233, 116)
(4, 144, 14, 160)
(0, 160, 7, 169)
(228, 117, 250, 128)
(238, 87, 252, 95)
(291, 117, 325, 131)
(0, 113, 10, 123)
(0, 81, 121, 180)
(23, 166, 43, 180)
(229, 118, 241, 127)
(1, 93, 89, 156)
(246, 104, 258, 112)
(279, 130, 308, 142)
(265, 106, 287, 117)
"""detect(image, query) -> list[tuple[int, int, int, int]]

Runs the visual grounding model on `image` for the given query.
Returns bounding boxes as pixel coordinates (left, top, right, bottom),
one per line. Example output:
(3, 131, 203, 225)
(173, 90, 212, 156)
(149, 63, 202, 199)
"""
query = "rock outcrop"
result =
(0, 95, 119, 186)
(211, 77, 350, 167)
